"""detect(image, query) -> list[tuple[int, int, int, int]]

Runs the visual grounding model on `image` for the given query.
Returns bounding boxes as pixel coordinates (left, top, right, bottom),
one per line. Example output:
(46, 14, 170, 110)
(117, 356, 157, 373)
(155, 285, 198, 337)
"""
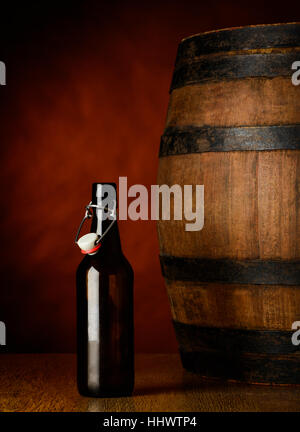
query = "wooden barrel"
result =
(157, 23, 300, 384)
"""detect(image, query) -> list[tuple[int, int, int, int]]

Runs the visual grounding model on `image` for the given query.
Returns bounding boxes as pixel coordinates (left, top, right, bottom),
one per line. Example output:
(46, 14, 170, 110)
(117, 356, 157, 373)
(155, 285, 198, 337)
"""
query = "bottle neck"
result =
(90, 183, 121, 257)
(90, 215, 122, 257)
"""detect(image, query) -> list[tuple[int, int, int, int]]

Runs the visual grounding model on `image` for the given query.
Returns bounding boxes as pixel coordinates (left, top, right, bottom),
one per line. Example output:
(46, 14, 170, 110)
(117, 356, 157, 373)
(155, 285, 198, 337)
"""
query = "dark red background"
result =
(0, 1, 299, 352)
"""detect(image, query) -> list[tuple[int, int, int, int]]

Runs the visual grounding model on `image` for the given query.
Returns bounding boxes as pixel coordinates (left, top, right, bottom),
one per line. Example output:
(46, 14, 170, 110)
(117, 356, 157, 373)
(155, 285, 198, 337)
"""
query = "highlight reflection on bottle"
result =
(76, 183, 134, 397)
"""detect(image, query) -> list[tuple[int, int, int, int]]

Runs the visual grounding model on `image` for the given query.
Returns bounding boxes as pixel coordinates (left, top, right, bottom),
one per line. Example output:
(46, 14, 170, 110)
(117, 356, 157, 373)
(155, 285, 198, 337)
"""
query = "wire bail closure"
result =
(75, 200, 117, 246)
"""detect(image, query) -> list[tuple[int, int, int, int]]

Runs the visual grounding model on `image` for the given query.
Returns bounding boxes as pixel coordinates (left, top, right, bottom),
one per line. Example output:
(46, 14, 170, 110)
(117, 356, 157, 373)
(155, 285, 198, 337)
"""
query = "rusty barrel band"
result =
(174, 322, 300, 383)
(176, 23, 300, 60)
(170, 52, 299, 90)
(179, 350, 300, 384)
(173, 321, 299, 354)
(160, 256, 300, 285)
(159, 125, 300, 156)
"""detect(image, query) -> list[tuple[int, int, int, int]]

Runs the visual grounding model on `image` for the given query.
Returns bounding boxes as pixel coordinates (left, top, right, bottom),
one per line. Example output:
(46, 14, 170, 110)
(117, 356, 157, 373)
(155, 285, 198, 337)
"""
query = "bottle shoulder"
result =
(76, 252, 133, 276)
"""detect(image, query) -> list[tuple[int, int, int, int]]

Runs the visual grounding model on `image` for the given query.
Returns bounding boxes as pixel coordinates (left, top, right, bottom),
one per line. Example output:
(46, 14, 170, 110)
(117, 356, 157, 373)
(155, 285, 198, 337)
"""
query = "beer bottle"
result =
(76, 183, 134, 397)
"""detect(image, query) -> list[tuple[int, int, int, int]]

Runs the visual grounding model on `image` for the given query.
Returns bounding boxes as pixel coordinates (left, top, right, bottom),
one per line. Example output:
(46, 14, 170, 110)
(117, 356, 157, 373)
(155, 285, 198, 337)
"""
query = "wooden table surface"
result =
(0, 354, 299, 412)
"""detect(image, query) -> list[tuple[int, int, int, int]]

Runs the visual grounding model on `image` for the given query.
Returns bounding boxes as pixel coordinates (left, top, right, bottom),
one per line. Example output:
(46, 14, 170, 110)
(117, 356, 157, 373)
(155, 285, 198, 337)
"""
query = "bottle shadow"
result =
(133, 372, 229, 397)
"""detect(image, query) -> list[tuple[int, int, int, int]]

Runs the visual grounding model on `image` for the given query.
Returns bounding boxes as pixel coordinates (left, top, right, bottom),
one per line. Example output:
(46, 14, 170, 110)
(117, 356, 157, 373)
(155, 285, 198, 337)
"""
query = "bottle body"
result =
(77, 254, 134, 397)
(76, 183, 134, 397)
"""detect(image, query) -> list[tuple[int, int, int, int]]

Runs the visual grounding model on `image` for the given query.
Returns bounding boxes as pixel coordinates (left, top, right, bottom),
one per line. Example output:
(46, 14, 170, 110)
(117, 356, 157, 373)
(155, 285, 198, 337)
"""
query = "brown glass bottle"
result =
(76, 183, 134, 397)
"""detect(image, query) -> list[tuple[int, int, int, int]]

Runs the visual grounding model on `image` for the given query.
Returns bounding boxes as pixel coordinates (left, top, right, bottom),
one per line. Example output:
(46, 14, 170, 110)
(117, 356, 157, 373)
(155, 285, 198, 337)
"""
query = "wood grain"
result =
(158, 23, 300, 384)
(157, 151, 300, 260)
(166, 78, 300, 128)
(0, 354, 299, 412)
(166, 280, 300, 330)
